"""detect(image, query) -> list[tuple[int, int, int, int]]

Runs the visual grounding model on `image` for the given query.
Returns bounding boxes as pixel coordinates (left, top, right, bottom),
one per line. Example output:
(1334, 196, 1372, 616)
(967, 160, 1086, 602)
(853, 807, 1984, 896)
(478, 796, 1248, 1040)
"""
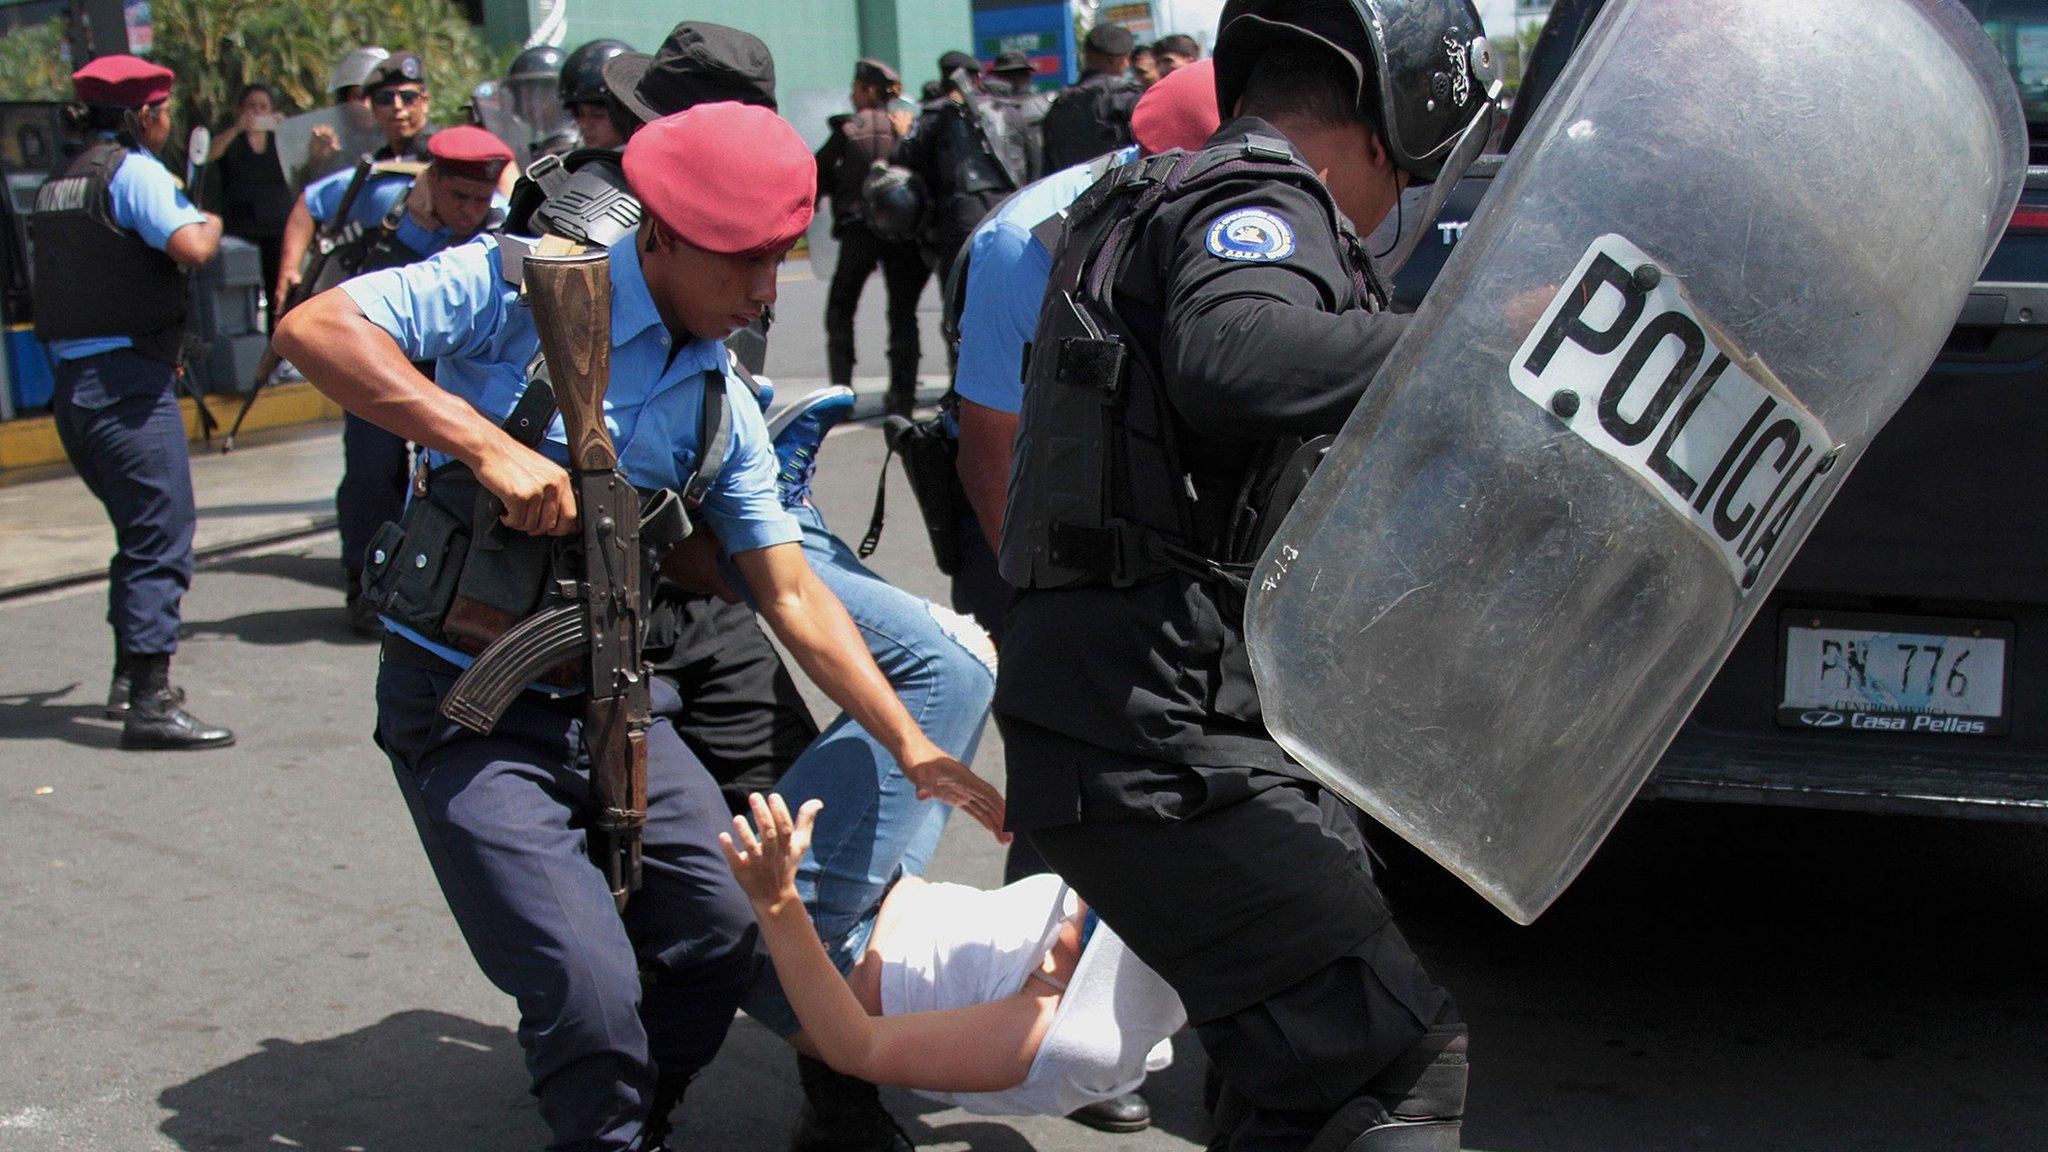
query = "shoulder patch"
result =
(1205, 208, 1296, 262)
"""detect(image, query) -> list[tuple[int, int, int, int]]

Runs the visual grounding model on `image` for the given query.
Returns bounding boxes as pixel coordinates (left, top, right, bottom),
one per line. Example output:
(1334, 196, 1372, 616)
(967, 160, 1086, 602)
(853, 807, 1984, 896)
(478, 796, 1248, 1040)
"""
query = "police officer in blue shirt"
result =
(950, 60, 1219, 645)
(293, 124, 514, 635)
(275, 103, 1007, 1152)
(30, 55, 232, 750)
(275, 50, 437, 307)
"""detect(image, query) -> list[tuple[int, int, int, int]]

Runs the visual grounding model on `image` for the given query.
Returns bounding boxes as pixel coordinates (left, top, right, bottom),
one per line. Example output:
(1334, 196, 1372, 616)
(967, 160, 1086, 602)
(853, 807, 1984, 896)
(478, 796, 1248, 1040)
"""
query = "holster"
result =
(359, 462, 688, 686)
(865, 407, 965, 576)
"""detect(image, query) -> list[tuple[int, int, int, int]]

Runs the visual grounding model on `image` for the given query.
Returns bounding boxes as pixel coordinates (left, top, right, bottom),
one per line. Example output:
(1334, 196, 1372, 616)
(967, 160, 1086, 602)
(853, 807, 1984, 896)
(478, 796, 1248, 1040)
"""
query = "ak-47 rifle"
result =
(220, 155, 387, 451)
(442, 250, 649, 909)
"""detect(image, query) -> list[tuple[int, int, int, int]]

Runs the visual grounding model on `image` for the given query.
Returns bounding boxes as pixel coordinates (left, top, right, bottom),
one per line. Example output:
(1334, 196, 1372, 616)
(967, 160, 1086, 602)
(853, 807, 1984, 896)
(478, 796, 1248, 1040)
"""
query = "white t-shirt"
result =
(878, 875, 1187, 1116)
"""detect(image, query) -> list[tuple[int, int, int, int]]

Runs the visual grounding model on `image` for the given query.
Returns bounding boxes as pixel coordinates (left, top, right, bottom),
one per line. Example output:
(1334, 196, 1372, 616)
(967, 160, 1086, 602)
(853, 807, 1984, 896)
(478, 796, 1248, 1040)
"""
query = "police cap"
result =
(937, 51, 981, 76)
(853, 58, 901, 88)
(991, 50, 1035, 75)
(622, 102, 812, 257)
(365, 51, 427, 94)
(72, 55, 174, 109)
(1085, 23, 1137, 57)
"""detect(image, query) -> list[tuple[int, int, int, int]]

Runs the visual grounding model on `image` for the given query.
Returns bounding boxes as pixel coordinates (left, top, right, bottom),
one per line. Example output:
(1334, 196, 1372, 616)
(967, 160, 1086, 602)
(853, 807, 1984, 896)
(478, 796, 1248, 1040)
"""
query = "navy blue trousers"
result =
(338, 410, 409, 582)
(375, 658, 762, 1152)
(51, 350, 196, 656)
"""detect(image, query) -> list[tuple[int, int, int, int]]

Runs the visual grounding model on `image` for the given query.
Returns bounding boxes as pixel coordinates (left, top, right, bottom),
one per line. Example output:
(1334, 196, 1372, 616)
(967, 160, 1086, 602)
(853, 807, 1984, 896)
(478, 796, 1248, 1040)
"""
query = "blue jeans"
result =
(734, 502, 996, 1035)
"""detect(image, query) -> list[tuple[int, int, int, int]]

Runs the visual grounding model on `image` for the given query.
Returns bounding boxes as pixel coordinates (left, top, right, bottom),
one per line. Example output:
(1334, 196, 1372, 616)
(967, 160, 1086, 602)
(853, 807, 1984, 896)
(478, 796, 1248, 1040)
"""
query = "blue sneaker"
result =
(769, 386, 856, 507)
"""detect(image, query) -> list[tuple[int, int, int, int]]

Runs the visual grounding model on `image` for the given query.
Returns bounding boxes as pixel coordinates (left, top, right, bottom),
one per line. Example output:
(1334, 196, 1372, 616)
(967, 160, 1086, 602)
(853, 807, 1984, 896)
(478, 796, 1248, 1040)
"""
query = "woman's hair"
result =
(1236, 40, 1378, 133)
(63, 103, 132, 136)
(238, 83, 275, 107)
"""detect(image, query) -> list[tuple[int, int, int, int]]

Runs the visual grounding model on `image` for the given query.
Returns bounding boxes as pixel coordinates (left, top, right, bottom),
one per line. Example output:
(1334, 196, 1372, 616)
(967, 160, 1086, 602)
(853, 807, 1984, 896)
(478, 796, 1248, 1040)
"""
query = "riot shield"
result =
(807, 209, 838, 281)
(1243, 0, 2025, 924)
(275, 105, 383, 186)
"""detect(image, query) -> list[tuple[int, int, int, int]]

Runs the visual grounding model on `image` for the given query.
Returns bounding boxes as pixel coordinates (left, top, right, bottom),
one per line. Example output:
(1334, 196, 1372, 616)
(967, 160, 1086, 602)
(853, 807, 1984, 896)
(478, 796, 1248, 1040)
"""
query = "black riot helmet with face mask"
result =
(505, 45, 572, 148)
(1213, 0, 1501, 272)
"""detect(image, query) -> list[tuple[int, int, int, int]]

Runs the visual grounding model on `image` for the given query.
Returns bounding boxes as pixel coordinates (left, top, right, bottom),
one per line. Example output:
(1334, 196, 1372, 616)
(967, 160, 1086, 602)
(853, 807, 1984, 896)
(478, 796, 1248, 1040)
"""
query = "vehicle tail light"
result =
(2006, 205, 2048, 234)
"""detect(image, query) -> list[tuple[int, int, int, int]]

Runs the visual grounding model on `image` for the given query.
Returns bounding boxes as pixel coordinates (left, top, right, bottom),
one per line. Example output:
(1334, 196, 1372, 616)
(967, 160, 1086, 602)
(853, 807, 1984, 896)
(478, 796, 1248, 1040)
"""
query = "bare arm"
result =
(954, 398, 1017, 552)
(272, 288, 579, 535)
(732, 544, 1006, 838)
(164, 214, 223, 268)
(206, 122, 239, 162)
(723, 795, 1053, 1091)
(275, 196, 316, 305)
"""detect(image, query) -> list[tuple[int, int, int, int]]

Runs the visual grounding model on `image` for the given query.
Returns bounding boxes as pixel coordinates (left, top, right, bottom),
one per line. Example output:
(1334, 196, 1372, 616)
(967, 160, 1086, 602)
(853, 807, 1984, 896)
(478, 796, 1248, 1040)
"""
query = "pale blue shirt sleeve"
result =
(107, 152, 207, 251)
(302, 167, 350, 223)
(340, 237, 508, 363)
(699, 372, 803, 555)
(952, 219, 1052, 417)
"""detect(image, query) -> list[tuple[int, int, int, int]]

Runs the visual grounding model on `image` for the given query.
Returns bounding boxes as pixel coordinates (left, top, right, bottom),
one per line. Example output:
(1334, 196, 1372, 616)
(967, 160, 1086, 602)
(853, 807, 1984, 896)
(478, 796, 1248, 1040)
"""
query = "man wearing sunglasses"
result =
(271, 51, 460, 635)
(276, 51, 436, 307)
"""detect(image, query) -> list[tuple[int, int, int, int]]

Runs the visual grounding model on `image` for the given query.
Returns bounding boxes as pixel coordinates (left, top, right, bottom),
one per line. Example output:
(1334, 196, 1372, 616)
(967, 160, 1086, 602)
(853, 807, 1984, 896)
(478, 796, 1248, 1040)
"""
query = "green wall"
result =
(485, 0, 974, 147)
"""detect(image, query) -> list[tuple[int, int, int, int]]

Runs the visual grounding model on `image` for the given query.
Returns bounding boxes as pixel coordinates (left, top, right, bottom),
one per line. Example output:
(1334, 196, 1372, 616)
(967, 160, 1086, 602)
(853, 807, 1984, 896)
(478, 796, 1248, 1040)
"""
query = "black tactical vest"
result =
(29, 139, 189, 364)
(930, 101, 1016, 200)
(999, 137, 1383, 593)
(1041, 73, 1142, 172)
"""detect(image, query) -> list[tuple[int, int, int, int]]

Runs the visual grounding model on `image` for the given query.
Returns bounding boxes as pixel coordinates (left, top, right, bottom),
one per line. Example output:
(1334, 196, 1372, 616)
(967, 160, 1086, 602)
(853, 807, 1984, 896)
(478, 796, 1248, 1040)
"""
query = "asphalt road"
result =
(3, 272, 2046, 1151)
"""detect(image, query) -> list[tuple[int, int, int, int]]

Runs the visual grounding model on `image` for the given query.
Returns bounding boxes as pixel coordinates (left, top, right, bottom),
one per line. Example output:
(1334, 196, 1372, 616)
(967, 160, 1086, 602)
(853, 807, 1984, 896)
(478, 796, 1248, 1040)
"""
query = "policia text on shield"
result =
(1245, 0, 2027, 926)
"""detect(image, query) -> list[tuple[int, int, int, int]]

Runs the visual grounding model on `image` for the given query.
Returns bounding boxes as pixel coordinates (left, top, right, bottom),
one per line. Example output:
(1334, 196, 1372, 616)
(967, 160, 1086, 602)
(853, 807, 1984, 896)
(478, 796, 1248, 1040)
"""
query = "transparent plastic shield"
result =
(1244, 0, 2025, 924)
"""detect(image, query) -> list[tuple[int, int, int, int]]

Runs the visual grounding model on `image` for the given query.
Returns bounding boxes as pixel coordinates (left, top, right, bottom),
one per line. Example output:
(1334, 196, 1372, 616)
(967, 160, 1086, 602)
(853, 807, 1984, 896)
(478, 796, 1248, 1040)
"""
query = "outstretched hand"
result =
(720, 792, 821, 911)
(901, 751, 1010, 843)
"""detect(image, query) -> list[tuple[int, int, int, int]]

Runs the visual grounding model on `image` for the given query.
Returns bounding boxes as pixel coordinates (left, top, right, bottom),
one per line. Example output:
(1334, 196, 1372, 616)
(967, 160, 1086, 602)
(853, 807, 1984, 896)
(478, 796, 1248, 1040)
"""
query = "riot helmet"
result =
(561, 38, 632, 107)
(505, 45, 572, 146)
(862, 163, 927, 242)
(329, 46, 389, 97)
(1213, 0, 1500, 184)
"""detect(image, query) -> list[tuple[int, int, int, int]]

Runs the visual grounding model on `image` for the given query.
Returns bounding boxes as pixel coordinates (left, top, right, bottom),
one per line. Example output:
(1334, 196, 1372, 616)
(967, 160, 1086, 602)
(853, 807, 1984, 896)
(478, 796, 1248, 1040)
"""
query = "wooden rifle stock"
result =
(524, 251, 647, 911)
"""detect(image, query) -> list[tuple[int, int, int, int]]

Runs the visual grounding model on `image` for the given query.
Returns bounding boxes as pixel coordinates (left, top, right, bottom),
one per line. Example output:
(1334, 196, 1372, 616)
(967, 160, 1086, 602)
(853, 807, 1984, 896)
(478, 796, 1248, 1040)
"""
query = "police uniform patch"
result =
(1205, 208, 1295, 262)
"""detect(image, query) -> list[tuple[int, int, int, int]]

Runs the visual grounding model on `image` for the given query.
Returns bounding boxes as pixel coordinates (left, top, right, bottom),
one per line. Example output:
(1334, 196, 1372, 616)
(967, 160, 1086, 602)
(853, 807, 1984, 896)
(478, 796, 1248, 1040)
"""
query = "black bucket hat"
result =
(603, 21, 777, 124)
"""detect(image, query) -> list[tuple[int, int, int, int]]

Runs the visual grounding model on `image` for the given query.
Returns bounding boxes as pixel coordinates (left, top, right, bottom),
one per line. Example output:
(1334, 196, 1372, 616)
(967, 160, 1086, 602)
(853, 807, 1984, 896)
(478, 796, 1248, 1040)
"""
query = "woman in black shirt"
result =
(208, 83, 293, 318)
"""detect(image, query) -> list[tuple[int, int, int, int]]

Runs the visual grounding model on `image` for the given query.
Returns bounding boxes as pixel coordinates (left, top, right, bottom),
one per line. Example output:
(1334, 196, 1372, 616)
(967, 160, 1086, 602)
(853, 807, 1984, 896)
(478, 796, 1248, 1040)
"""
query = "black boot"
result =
(119, 655, 235, 751)
(105, 653, 182, 718)
(1069, 1091, 1151, 1133)
(636, 1072, 690, 1152)
(1304, 1022, 1469, 1152)
(788, 1053, 913, 1152)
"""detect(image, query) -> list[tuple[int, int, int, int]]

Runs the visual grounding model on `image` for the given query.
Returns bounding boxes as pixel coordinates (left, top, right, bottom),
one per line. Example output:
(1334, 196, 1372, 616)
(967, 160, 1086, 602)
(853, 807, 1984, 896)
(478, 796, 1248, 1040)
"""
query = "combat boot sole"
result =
(120, 727, 236, 751)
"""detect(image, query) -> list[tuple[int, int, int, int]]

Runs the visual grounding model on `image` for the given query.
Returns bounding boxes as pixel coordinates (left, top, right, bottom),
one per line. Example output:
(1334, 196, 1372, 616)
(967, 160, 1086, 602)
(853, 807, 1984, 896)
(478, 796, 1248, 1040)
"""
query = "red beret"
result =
(621, 102, 813, 257)
(428, 125, 515, 183)
(72, 54, 175, 109)
(1131, 58, 1220, 156)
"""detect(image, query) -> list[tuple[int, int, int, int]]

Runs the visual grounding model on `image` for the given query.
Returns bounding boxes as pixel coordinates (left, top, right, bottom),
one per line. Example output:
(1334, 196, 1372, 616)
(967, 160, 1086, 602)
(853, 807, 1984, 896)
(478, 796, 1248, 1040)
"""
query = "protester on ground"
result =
(721, 788, 1184, 1122)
